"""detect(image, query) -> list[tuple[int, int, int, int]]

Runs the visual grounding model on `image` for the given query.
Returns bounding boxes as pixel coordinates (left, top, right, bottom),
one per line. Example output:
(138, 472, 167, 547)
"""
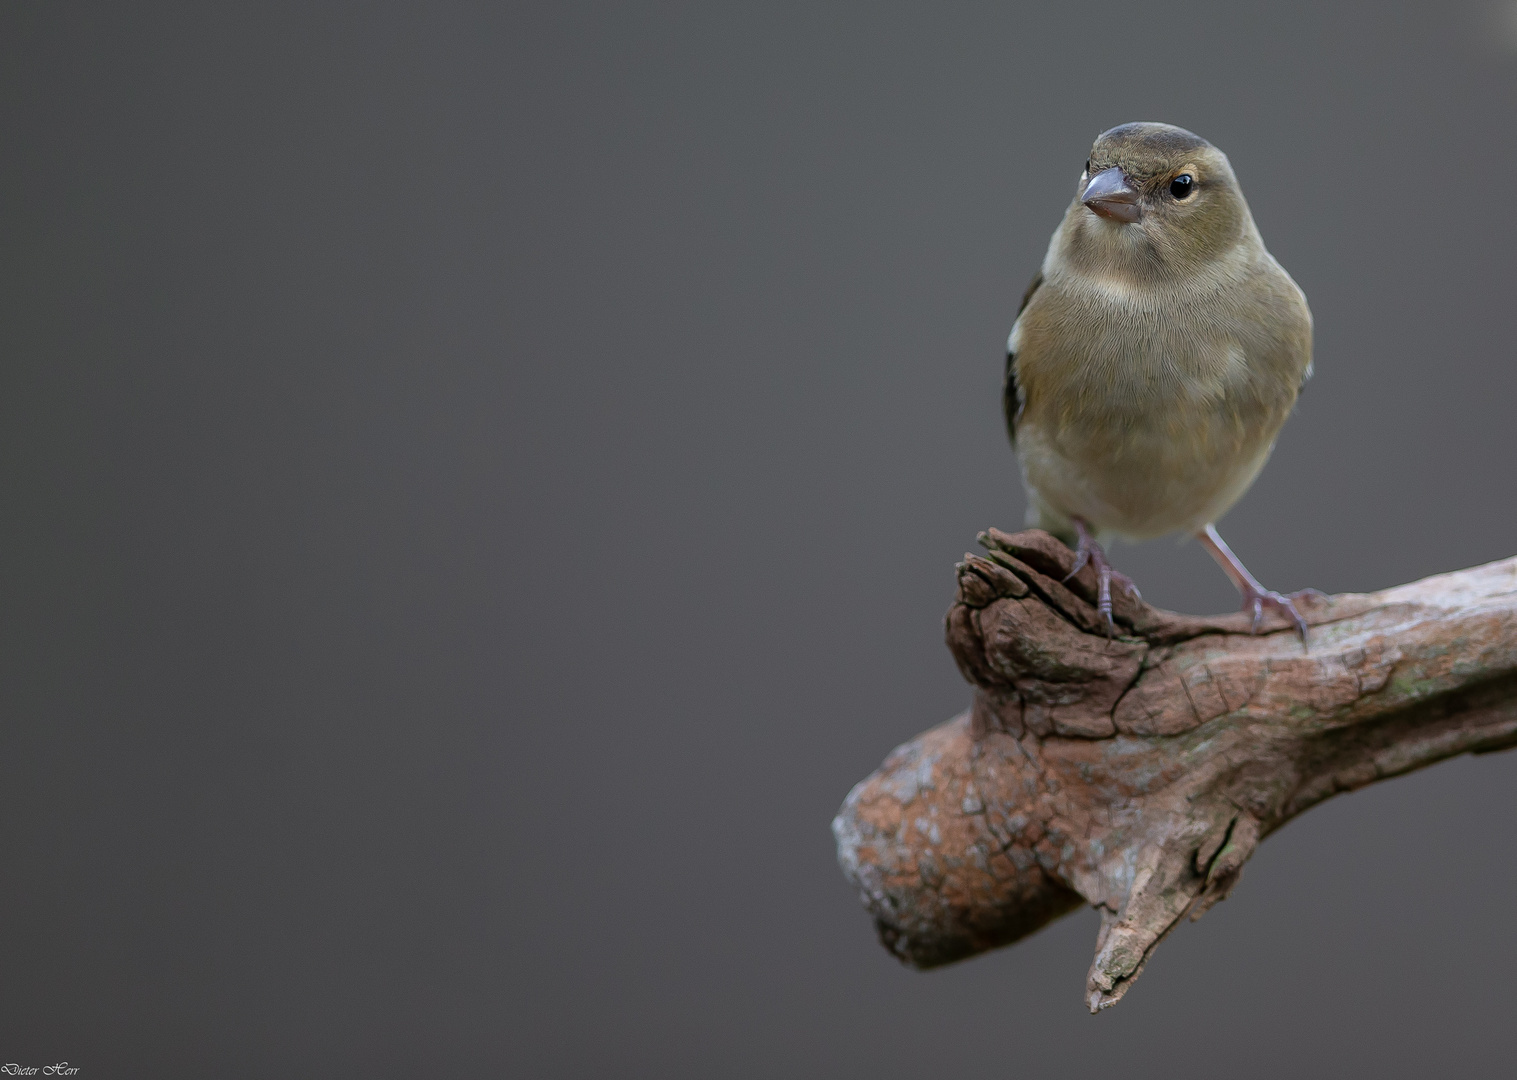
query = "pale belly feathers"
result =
(1010, 272, 1306, 542)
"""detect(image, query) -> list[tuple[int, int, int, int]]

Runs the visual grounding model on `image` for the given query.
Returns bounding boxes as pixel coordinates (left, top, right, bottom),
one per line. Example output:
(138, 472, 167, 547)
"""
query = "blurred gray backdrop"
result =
(3, 2, 1517, 1076)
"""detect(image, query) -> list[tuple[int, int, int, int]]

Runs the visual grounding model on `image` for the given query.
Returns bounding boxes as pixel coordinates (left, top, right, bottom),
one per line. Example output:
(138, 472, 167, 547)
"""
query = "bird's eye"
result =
(1170, 174, 1194, 199)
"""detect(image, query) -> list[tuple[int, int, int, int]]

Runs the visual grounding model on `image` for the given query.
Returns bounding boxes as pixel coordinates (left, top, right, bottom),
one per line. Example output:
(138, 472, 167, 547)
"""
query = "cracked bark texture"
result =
(832, 528, 1517, 1012)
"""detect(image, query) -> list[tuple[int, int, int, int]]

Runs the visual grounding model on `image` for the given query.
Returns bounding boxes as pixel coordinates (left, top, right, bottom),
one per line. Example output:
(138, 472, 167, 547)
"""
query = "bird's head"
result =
(1060, 122, 1254, 279)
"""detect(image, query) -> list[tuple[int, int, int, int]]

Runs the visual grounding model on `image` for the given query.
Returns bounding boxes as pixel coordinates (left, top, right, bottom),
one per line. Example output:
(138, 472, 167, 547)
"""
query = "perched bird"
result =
(1005, 122, 1314, 636)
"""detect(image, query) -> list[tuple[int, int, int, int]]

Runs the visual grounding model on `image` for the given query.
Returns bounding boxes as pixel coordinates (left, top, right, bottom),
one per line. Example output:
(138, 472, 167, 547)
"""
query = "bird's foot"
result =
(1238, 584, 1314, 642)
(1196, 525, 1316, 646)
(1065, 519, 1139, 636)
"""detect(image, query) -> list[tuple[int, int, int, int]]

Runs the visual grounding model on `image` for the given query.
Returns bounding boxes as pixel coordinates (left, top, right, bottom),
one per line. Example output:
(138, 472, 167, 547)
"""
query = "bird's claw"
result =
(1196, 525, 1315, 648)
(1242, 587, 1311, 643)
(1064, 520, 1139, 637)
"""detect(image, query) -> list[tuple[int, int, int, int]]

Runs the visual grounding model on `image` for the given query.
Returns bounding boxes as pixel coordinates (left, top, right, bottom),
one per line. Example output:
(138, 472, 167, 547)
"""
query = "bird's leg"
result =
(1196, 524, 1311, 642)
(1064, 518, 1139, 635)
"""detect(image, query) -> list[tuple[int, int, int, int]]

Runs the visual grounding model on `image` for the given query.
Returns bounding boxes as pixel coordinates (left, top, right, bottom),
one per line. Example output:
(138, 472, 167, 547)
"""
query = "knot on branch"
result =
(834, 529, 1517, 1011)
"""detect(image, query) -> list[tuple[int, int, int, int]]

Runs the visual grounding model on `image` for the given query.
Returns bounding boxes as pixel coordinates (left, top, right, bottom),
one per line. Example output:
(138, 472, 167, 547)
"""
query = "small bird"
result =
(1005, 122, 1314, 636)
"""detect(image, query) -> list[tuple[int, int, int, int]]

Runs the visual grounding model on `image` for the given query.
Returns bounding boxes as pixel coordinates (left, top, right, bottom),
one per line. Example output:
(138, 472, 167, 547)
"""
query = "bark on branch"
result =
(832, 529, 1517, 1012)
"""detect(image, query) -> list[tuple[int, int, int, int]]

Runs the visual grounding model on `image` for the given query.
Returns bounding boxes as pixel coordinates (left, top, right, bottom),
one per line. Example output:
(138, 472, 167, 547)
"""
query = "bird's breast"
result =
(1013, 276, 1304, 538)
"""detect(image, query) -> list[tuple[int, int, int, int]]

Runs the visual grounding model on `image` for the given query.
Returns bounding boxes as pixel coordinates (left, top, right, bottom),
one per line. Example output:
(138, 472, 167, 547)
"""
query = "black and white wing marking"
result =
(1003, 272, 1042, 447)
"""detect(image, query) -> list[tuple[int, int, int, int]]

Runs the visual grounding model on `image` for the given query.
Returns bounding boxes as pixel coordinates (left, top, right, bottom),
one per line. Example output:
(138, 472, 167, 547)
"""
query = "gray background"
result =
(2, 2, 1516, 1076)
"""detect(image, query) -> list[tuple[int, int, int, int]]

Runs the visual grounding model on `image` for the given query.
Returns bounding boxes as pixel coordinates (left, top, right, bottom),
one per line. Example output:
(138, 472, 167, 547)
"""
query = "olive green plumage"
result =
(1005, 122, 1312, 546)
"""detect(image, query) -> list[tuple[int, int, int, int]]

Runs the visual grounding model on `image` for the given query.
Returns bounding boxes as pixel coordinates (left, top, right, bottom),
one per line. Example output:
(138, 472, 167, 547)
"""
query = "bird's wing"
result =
(1003, 272, 1042, 446)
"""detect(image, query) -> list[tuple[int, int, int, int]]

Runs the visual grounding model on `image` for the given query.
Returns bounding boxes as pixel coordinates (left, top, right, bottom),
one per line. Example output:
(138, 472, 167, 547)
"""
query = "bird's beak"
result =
(1082, 167, 1141, 223)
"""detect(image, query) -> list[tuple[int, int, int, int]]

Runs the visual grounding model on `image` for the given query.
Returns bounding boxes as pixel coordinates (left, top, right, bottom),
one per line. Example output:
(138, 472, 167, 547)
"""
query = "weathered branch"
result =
(832, 529, 1517, 1012)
